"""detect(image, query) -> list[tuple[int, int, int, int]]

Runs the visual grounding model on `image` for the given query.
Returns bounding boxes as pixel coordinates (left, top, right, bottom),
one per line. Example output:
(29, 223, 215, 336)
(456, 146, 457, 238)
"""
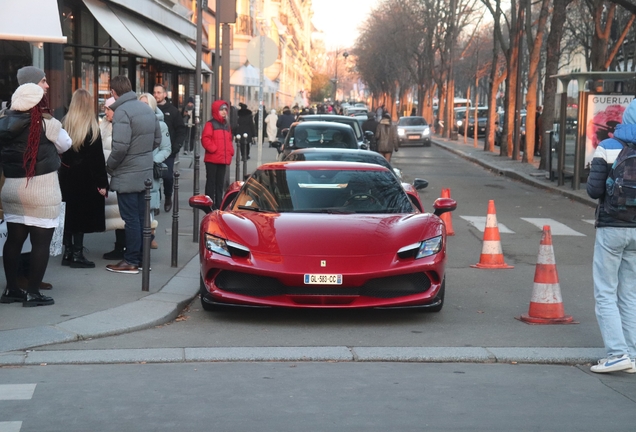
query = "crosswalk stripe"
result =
(459, 216, 515, 233)
(0, 384, 36, 401)
(582, 219, 595, 225)
(0, 422, 22, 432)
(521, 218, 586, 236)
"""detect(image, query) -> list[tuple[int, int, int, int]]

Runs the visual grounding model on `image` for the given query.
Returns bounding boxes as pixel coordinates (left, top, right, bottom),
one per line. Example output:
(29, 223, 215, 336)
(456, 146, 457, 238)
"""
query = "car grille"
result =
(214, 271, 432, 298)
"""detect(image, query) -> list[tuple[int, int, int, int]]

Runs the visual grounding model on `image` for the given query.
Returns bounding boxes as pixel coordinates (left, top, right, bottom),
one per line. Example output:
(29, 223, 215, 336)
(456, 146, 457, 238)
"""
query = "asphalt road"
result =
(39, 143, 600, 351)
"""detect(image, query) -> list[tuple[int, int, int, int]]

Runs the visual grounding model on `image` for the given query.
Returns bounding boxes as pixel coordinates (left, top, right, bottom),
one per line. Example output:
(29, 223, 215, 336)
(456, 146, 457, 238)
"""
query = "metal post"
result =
(557, 83, 568, 186)
(235, 134, 241, 181)
(142, 179, 152, 292)
(547, 130, 554, 181)
(171, 171, 180, 267)
(242, 133, 248, 180)
(193, 0, 203, 244)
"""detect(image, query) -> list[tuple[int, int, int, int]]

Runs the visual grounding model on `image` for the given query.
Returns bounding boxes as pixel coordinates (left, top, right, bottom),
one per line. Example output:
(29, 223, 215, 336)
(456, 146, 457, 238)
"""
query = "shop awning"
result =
(83, 0, 210, 72)
(0, 0, 67, 44)
(230, 65, 277, 92)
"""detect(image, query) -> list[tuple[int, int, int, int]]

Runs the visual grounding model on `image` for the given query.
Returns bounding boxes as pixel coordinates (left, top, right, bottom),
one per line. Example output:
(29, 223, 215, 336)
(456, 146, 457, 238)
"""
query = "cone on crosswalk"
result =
(470, 200, 513, 269)
(440, 188, 455, 236)
(517, 225, 576, 324)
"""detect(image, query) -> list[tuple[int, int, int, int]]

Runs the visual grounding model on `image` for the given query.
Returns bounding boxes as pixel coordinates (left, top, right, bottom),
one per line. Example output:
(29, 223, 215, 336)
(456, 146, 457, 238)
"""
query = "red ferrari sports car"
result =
(189, 161, 456, 311)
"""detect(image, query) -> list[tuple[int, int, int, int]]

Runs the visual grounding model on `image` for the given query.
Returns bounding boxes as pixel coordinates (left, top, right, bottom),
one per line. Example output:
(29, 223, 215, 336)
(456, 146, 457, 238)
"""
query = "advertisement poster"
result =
(585, 94, 635, 167)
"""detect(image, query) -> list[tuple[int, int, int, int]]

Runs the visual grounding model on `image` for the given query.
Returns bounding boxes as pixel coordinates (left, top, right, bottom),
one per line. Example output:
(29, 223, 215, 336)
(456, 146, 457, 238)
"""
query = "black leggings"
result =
(3, 223, 54, 294)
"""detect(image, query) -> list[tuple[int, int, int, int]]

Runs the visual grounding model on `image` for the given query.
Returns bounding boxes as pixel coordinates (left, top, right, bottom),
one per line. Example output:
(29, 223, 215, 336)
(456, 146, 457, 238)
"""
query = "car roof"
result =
(299, 114, 359, 122)
(292, 121, 356, 132)
(259, 160, 391, 172)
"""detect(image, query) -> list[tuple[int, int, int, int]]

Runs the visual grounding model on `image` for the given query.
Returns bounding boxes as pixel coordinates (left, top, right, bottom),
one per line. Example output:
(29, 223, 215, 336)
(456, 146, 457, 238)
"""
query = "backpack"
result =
(604, 138, 636, 222)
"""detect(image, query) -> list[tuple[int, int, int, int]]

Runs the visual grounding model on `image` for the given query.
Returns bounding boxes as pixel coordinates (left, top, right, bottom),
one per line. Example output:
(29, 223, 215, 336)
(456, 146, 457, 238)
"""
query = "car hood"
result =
(208, 212, 443, 257)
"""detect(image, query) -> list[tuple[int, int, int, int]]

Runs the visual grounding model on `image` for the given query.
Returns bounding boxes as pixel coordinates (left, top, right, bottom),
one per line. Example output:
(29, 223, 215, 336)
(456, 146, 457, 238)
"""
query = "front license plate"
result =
(304, 274, 343, 285)
(408, 135, 419, 140)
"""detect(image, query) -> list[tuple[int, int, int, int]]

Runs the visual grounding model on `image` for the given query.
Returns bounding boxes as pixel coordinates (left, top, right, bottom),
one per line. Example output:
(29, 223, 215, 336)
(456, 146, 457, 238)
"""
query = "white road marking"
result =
(582, 219, 595, 225)
(459, 216, 515, 233)
(0, 422, 22, 432)
(521, 218, 586, 236)
(0, 384, 36, 400)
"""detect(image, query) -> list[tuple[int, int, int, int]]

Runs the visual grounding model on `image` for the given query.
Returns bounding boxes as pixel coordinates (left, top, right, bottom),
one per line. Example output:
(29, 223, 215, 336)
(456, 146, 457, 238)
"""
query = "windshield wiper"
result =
(237, 205, 274, 213)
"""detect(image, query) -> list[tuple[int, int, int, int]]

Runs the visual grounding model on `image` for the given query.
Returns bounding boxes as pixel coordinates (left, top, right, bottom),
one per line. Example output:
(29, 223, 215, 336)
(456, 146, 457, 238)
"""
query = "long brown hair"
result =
(63, 89, 99, 151)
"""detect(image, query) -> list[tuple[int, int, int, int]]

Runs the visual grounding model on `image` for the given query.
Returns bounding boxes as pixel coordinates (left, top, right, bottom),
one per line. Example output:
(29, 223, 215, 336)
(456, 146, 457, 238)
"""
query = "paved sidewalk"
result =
(0, 148, 278, 354)
(0, 142, 607, 368)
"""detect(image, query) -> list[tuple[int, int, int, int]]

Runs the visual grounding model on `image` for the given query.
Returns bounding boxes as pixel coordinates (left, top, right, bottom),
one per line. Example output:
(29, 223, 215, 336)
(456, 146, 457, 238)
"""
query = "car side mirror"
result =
(413, 178, 428, 190)
(433, 197, 457, 216)
(360, 143, 368, 150)
(271, 141, 282, 152)
(364, 130, 374, 140)
(189, 195, 214, 214)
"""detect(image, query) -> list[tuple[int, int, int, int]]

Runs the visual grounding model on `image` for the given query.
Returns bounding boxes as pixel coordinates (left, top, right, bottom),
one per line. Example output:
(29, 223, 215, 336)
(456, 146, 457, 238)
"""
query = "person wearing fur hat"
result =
(375, 112, 399, 162)
(0, 83, 72, 306)
(201, 100, 234, 209)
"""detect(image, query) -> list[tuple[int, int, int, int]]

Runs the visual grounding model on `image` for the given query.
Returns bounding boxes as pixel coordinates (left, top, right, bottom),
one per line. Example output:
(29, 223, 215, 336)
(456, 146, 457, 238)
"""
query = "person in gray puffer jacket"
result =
(105, 75, 161, 274)
(586, 99, 636, 374)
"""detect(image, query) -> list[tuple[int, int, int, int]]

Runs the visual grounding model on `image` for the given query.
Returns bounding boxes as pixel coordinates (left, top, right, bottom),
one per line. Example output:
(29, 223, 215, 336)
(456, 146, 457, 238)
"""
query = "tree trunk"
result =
(539, 0, 572, 170)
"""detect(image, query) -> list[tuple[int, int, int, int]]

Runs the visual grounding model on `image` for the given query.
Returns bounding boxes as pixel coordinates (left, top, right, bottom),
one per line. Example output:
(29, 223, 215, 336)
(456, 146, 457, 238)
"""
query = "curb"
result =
(0, 256, 201, 353)
(432, 139, 597, 209)
(0, 346, 606, 366)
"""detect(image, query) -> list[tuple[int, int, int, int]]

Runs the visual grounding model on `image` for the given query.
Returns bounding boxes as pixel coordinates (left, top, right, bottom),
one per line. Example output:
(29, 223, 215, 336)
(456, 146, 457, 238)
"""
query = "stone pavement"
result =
(0, 141, 606, 367)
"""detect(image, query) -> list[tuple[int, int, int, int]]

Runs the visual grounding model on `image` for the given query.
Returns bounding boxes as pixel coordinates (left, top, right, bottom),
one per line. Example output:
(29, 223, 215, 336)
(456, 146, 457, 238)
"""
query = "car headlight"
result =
(416, 236, 443, 259)
(205, 233, 250, 258)
(422, 128, 430, 136)
(397, 128, 405, 136)
(457, 120, 463, 127)
(397, 235, 443, 259)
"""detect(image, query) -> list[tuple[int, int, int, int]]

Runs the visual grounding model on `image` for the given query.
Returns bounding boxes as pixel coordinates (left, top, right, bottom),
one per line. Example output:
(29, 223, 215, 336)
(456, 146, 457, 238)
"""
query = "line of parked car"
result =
(188, 104, 457, 314)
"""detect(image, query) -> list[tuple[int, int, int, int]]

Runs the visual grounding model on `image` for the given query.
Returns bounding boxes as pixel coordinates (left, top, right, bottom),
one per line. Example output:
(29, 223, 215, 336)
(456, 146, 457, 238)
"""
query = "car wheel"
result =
(200, 276, 218, 312)
(424, 278, 445, 313)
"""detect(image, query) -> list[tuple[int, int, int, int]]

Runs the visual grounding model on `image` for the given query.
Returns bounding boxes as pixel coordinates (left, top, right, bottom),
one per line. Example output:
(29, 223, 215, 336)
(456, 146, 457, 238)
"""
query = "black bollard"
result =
(193, 144, 200, 243)
(171, 171, 180, 267)
(234, 134, 241, 182)
(142, 178, 152, 292)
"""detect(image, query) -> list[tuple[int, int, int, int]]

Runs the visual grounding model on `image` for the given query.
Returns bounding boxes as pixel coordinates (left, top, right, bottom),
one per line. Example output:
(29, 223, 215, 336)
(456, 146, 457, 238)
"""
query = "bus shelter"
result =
(551, 72, 635, 189)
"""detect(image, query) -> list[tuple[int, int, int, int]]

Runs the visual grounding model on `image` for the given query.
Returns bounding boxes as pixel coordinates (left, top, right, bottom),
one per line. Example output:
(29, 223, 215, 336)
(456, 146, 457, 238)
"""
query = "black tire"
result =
(200, 276, 218, 312)
(425, 278, 445, 313)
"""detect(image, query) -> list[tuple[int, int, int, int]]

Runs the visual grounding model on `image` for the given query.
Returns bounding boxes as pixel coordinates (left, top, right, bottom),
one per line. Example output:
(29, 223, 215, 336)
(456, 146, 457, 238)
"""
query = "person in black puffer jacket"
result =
(236, 103, 255, 160)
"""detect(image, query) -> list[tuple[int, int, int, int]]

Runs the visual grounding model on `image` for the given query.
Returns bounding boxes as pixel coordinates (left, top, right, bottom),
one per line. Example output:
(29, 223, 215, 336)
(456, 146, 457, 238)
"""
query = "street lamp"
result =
(332, 49, 349, 102)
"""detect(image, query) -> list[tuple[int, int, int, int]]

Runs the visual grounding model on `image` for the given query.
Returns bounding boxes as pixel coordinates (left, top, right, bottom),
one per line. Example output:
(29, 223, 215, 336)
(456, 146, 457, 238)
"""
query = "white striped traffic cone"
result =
(470, 200, 513, 269)
(517, 225, 575, 324)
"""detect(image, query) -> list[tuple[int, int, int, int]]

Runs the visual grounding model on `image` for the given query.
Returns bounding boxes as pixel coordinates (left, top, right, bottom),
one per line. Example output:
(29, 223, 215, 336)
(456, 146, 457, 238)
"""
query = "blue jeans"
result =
(593, 227, 636, 358)
(117, 191, 146, 266)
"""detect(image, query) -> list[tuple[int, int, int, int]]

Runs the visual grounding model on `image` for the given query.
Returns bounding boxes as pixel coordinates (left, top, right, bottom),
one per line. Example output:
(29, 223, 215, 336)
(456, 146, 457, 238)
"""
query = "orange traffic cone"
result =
(517, 226, 576, 324)
(440, 188, 455, 236)
(470, 200, 513, 269)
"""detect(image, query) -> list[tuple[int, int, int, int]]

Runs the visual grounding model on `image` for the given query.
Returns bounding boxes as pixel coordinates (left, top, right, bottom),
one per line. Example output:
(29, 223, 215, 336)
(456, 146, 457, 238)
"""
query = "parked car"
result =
(274, 121, 358, 160)
(458, 107, 489, 137)
(397, 116, 431, 146)
(284, 148, 430, 211)
(189, 161, 456, 311)
(298, 114, 372, 150)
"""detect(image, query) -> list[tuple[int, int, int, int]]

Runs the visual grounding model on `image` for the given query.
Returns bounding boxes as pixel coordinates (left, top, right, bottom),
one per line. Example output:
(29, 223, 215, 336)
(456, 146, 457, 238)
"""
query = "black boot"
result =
(70, 246, 95, 268)
(61, 246, 72, 266)
(0, 287, 26, 304)
(23, 292, 54, 307)
(103, 229, 126, 260)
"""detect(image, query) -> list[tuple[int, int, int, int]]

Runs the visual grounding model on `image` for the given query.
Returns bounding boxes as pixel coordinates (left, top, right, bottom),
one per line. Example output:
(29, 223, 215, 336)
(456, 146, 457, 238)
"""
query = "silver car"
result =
(397, 116, 431, 146)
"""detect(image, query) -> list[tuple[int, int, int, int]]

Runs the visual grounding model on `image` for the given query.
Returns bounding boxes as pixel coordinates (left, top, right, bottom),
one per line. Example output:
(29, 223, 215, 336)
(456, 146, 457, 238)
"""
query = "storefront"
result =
(1, 0, 212, 120)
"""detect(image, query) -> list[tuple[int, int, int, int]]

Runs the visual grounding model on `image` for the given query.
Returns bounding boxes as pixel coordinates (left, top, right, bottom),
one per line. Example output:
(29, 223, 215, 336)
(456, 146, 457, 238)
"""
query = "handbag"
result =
(153, 162, 167, 179)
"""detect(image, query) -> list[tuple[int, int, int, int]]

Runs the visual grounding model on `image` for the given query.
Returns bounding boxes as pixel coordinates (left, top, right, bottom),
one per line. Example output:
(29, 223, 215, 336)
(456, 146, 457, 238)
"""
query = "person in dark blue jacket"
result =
(586, 99, 636, 373)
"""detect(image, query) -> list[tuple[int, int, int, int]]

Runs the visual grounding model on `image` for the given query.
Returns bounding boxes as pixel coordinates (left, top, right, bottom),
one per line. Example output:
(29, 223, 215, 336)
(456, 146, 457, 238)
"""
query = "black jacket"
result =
(236, 107, 256, 140)
(0, 111, 60, 178)
(157, 101, 186, 155)
(276, 109, 295, 138)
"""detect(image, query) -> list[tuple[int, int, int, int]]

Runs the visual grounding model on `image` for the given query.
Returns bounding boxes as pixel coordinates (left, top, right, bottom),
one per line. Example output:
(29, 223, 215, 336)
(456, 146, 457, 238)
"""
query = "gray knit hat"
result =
(17, 66, 45, 85)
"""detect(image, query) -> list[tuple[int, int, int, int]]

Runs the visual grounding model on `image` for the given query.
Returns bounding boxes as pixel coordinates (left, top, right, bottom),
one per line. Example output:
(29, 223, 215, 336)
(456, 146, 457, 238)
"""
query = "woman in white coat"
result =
(264, 109, 279, 147)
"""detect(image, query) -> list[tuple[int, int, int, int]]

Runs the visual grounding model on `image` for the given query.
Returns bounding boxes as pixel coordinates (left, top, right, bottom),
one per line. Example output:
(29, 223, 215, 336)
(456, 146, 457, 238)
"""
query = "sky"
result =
(311, 0, 382, 50)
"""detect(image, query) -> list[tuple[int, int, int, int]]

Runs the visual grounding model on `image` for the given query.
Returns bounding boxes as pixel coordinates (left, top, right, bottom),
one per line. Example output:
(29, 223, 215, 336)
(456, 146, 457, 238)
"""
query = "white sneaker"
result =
(622, 359, 636, 374)
(591, 355, 632, 373)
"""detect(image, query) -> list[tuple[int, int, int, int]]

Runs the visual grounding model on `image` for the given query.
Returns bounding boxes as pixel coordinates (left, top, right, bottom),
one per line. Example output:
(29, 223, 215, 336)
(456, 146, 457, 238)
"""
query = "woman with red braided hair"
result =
(0, 83, 72, 306)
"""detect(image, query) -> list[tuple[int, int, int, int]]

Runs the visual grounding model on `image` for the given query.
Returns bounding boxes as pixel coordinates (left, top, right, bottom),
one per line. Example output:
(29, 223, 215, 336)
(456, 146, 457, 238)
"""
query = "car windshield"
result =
(289, 126, 357, 150)
(468, 109, 489, 118)
(300, 116, 363, 140)
(398, 117, 427, 126)
(232, 168, 413, 214)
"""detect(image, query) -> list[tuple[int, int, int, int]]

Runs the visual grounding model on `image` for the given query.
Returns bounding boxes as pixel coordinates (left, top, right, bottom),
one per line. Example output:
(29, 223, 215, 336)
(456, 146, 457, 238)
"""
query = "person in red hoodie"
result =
(201, 100, 235, 209)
